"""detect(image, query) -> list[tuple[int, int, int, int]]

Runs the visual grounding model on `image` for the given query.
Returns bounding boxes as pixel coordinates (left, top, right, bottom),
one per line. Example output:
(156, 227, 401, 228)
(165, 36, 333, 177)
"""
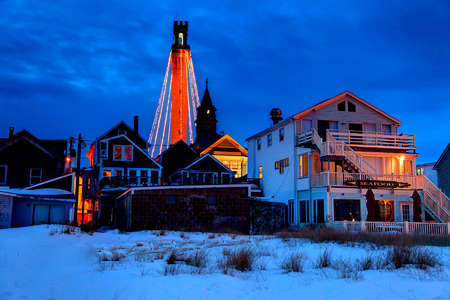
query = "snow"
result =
(0, 188, 74, 197)
(0, 225, 449, 300)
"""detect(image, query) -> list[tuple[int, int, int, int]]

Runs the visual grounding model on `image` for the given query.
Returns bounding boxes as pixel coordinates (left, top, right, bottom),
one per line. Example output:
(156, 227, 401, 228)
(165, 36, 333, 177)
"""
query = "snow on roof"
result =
(0, 188, 74, 198)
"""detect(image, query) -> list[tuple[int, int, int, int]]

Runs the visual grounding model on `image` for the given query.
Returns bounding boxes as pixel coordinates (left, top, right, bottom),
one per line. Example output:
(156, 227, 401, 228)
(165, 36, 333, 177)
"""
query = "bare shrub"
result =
(159, 230, 166, 236)
(208, 234, 215, 239)
(180, 232, 185, 239)
(110, 250, 125, 261)
(185, 250, 208, 269)
(219, 247, 255, 273)
(356, 255, 373, 271)
(135, 250, 153, 262)
(387, 245, 413, 269)
(164, 264, 180, 276)
(136, 242, 144, 247)
(63, 225, 76, 234)
(281, 253, 306, 273)
(335, 259, 362, 280)
(80, 223, 95, 234)
(414, 248, 440, 270)
(315, 248, 332, 269)
(166, 250, 178, 265)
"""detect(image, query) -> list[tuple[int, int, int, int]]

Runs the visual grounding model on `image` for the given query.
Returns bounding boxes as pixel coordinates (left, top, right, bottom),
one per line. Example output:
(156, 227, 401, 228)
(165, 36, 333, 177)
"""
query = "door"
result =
(364, 123, 377, 144)
(33, 204, 49, 224)
(315, 199, 325, 223)
(50, 205, 65, 224)
(318, 120, 329, 141)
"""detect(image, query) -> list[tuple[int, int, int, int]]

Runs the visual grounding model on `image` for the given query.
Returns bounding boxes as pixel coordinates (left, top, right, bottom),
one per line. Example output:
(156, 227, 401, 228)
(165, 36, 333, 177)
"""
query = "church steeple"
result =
(195, 79, 217, 138)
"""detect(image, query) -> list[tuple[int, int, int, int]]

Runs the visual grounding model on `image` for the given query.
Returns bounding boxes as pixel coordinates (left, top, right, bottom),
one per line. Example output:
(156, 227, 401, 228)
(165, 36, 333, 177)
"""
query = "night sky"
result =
(1, 1, 449, 163)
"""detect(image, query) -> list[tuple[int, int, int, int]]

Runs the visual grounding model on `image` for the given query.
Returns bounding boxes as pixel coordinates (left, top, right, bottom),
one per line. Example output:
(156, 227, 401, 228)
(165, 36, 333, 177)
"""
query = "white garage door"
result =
(34, 204, 49, 224)
(50, 205, 65, 224)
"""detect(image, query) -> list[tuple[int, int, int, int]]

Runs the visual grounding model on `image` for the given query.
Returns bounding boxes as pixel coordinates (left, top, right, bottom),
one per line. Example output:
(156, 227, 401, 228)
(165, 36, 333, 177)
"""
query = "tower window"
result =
(178, 33, 183, 45)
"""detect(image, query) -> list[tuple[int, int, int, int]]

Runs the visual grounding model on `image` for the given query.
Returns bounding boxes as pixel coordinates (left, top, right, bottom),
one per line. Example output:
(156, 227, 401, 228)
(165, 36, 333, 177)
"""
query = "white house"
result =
(247, 91, 449, 225)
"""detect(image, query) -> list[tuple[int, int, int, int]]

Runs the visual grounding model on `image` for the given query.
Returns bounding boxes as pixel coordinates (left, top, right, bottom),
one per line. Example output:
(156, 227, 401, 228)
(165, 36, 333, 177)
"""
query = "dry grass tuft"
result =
(281, 253, 306, 273)
(218, 247, 255, 273)
(315, 248, 332, 269)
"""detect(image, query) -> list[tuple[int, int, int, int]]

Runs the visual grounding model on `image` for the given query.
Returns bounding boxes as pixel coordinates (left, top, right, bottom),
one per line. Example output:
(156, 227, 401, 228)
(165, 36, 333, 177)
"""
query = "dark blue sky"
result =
(0, 1, 449, 163)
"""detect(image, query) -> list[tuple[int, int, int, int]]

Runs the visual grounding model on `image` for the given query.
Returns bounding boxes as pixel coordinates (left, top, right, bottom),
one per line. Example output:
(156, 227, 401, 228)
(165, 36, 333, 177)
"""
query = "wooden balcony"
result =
(327, 130, 415, 151)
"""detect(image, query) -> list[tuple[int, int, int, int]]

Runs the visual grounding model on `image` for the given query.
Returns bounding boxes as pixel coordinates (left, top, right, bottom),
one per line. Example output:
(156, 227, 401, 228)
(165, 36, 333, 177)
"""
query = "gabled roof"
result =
(246, 91, 401, 141)
(104, 135, 162, 169)
(200, 134, 248, 156)
(0, 130, 64, 159)
(97, 120, 146, 147)
(434, 143, 450, 170)
(183, 153, 233, 174)
(291, 91, 401, 124)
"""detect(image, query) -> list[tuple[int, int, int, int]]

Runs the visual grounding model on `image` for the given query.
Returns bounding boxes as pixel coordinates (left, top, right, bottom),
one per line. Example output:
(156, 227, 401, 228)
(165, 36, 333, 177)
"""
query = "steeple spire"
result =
(194, 79, 219, 147)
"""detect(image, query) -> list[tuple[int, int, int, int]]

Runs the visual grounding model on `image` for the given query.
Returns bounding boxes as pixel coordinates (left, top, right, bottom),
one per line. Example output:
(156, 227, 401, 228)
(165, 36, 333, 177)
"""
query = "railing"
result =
(100, 176, 159, 189)
(329, 221, 449, 236)
(296, 128, 324, 153)
(327, 130, 415, 150)
(311, 172, 422, 188)
(420, 176, 450, 223)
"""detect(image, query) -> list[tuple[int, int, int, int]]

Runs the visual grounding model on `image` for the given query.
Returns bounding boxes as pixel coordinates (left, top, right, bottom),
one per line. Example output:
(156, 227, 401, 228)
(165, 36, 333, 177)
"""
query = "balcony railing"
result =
(100, 176, 159, 189)
(310, 172, 422, 189)
(327, 130, 415, 150)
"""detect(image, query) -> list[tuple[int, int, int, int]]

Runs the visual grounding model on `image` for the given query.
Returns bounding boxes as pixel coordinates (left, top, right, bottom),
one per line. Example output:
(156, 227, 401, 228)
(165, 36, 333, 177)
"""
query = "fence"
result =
(329, 221, 449, 236)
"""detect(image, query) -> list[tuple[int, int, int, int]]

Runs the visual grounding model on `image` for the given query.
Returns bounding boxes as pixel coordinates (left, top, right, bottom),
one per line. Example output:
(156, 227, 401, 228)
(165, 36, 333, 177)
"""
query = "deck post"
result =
(405, 221, 409, 234)
(361, 220, 365, 232)
(448, 222, 450, 235)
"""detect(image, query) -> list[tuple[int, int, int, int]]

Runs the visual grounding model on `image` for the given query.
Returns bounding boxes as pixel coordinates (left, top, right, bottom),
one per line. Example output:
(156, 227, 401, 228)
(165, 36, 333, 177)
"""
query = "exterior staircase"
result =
(421, 176, 449, 223)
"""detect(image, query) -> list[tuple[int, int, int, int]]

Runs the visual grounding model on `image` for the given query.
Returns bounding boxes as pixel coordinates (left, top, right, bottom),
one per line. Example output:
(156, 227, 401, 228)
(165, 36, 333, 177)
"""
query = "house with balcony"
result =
(85, 116, 162, 225)
(247, 91, 449, 226)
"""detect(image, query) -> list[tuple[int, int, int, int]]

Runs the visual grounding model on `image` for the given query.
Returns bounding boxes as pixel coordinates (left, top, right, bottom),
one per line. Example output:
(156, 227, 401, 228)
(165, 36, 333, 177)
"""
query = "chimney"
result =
(8, 126, 14, 139)
(133, 115, 139, 134)
(270, 108, 282, 125)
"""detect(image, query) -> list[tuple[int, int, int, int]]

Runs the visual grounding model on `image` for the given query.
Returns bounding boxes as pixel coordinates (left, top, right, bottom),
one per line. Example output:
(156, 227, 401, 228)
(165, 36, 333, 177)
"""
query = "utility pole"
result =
(74, 133, 82, 226)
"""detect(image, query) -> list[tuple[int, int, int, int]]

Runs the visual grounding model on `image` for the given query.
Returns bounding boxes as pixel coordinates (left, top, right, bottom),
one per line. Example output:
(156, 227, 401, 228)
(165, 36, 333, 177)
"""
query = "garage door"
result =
(34, 204, 49, 224)
(50, 205, 65, 224)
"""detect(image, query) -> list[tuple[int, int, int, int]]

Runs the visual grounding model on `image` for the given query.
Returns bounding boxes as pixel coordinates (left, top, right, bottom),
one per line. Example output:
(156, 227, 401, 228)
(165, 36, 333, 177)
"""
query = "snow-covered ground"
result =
(0, 225, 449, 300)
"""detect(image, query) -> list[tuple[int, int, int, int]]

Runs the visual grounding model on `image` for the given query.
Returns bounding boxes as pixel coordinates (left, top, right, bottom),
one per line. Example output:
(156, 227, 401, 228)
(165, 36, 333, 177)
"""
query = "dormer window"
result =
(113, 145, 133, 161)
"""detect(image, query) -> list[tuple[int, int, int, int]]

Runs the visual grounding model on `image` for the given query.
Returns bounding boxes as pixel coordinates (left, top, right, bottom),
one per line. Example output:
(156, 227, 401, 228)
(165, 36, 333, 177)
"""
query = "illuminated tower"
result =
(170, 20, 191, 144)
(148, 20, 200, 157)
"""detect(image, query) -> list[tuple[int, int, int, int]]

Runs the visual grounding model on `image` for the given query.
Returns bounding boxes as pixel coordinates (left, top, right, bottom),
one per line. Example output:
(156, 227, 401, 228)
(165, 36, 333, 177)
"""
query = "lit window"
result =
(267, 134, 272, 147)
(30, 168, 42, 185)
(280, 160, 284, 174)
(258, 166, 263, 179)
(337, 101, 346, 111)
(124, 146, 132, 161)
(0, 165, 7, 185)
(299, 154, 309, 178)
(275, 161, 279, 169)
(348, 102, 356, 112)
(113, 145, 133, 161)
(417, 168, 424, 176)
(279, 128, 285, 142)
(103, 169, 112, 177)
(285, 158, 289, 167)
(257, 139, 261, 150)
(114, 146, 122, 160)
(178, 33, 183, 45)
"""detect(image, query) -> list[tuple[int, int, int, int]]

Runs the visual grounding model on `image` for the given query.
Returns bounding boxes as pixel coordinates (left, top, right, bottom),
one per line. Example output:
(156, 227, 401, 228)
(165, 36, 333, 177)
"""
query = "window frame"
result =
(257, 138, 261, 150)
(298, 154, 309, 178)
(347, 101, 356, 112)
(279, 128, 285, 142)
(29, 168, 43, 185)
(401, 204, 411, 222)
(267, 134, 272, 147)
(0, 165, 7, 184)
(113, 145, 133, 161)
(337, 101, 346, 111)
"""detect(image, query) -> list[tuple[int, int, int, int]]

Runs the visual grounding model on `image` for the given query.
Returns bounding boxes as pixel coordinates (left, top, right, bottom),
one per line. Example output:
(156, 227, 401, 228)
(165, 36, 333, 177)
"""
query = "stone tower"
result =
(170, 20, 191, 144)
